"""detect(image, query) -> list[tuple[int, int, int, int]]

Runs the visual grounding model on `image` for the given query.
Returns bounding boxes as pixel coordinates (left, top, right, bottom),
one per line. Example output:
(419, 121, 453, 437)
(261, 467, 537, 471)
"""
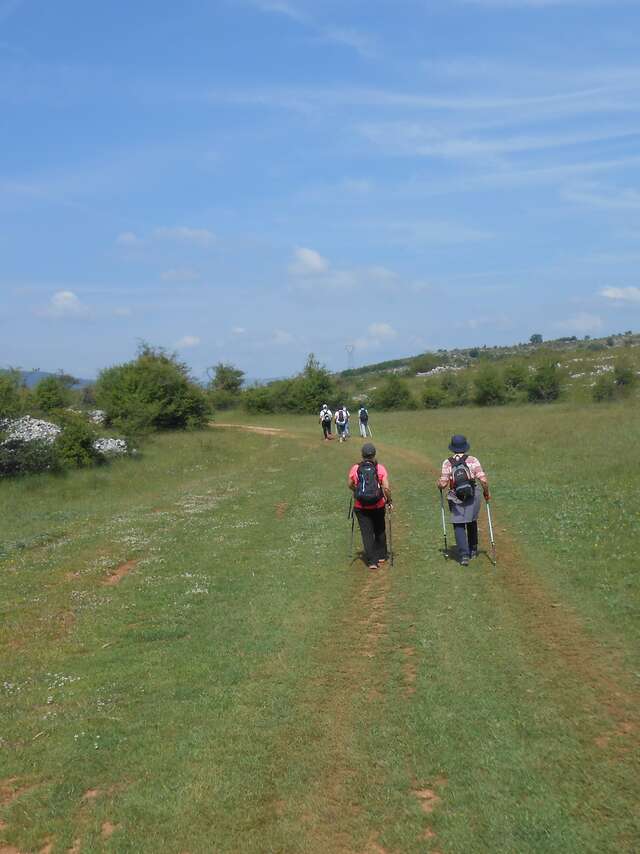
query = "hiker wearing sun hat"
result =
(348, 443, 393, 570)
(437, 434, 490, 566)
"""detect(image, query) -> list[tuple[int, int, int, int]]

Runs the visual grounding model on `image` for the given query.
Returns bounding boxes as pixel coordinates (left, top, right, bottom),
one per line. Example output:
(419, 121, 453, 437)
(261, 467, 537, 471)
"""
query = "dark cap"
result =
(361, 443, 376, 458)
(448, 434, 470, 453)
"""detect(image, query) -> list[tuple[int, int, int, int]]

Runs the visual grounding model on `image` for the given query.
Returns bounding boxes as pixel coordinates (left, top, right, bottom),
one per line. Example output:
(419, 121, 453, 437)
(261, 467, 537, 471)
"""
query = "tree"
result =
(473, 363, 506, 406)
(530, 334, 543, 345)
(527, 358, 562, 402)
(209, 363, 245, 394)
(370, 374, 416, 410)
(0, 370, 22, 419)
(297, 354, 337, 411)
(614, 358, 636, 391)
(95, 344, 208, 433)
(34, 375, 71, 413)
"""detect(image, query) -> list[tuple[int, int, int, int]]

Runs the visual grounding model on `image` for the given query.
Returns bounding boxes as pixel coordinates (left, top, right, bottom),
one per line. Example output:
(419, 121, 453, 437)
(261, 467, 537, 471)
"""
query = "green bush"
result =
(527, 358, 562, 402)
(0, 370, 22, 419)
(441, 373, 470, 407)
(613, 358, 636, 390)
(592, 374, 616, 402)
(0, 439, 59, 477)
(34, 376, 71, 413)
(241, 354, 338, 415)
(95, 344, 208, 434)
(503, 361, 528, 392)
(370, 374, 416, 410)
(473, 363, 507, 406)
(422, 381, 446, 409)
(244, 385, 276, 414)
(51, 411, 100, 469)
(412, 353, 446, 374)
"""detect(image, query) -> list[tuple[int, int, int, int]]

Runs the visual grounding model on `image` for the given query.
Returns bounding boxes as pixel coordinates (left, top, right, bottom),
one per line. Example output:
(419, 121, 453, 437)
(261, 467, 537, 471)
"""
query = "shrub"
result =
(244, 385, 276, 414)
(527, 359, 562, 402)
(95, 344, 208, 434)
(412, 353, 445, 374)
(613, 358, 637, 390)
(34, 376, 71, 413)
(592, 374, 616, 402)
(51, 411, 100, 469)
(503, 361, 528, 392)
(473, 363, 507, 406)
(441, 373, 470, 407)
(0, 370, 22, 419)
(370, 375, 416, 410)
(0, 439, 59, 477)
(422, 381, 446, 409)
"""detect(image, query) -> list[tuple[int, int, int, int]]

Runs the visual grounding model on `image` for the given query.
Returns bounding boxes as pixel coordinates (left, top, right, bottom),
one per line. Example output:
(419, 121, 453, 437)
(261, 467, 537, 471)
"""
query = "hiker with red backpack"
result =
(348, 443, 393, 570)
(437, 434, 490, 566)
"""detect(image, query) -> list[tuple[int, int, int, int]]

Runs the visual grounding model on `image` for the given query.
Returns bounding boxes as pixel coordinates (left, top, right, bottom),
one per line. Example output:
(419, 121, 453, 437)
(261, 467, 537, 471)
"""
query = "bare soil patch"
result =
(102, 560, 137, 586)
(275, 501, 288, 519)
(209, 423, 285, 435)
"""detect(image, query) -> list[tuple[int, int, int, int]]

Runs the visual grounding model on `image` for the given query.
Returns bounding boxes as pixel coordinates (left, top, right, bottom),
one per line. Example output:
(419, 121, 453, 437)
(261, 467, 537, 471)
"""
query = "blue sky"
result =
(2, 0, 640, 379)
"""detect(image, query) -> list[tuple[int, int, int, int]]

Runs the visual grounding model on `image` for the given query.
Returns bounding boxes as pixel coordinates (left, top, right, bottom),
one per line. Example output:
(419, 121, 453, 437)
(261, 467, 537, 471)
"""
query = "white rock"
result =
(93, 438, 128, 456)
(1, 416, 61, 445)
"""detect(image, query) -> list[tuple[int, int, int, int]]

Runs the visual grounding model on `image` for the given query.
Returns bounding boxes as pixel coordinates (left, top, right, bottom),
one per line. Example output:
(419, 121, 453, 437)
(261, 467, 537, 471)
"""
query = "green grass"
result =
(1, 403, 639, 853)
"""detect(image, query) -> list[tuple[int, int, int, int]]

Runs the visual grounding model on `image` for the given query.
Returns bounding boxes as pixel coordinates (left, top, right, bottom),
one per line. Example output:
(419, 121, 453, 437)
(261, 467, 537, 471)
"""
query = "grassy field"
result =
(1, 401, 639, 853)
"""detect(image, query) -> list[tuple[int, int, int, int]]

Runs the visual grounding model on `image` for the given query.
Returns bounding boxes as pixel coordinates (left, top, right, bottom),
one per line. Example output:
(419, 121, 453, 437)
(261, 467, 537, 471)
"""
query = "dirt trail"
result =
(378, 439, 640, 738)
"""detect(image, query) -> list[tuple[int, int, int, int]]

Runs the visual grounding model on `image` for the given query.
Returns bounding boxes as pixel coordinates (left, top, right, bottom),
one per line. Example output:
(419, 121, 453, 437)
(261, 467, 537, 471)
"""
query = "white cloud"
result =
(116, 231, 143, 247)
(368, 322, 397, 339)
(248, 0, 305, 21)
(231, 326, 247, 335)
(288, 247, 330, 275)
(600, 286, 640, 303)
(176, 335, 200, 348)
(155, 226, 216, 247)
(563, 183, 640, 211)
(40, 290, 89, 319)
(354, 322, 398, 351)
(161, 268, 200, 282)
(386, 220, 494, 246)
(272, 329, 294, 344)
(322, 27, 377, 58)
(555, 313, 604, 334)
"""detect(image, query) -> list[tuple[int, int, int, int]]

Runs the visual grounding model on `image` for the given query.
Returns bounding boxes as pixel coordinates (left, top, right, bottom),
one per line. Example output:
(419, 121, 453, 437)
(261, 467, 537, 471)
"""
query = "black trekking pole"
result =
(439, 489, 449, 559)
(348, 496, 355, 558)
(387, 506, 394, 567)
(485, 499, 496, 566)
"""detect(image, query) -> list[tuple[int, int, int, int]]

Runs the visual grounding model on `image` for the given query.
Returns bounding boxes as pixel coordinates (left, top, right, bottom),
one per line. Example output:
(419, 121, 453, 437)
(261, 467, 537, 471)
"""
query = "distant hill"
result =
(337, 330, 638, 379)
(2, 370, 95, 389)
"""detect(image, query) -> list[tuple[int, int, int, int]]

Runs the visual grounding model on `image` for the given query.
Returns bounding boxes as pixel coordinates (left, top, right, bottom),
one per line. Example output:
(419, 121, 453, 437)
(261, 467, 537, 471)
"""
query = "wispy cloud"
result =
(116, 231, 143, 247)
(385, 219, 494, 246)
(244, 0, 376, 57)
(563, 182, 640, 210)
(154, 226, 216, 247)
(354, 322, 398, 351)
(176, 335, 200, 348)
(600, 286, 640, 303)
(38, 290, 90, 319)
(554, 312, 604, 333)
(161, 268, 201, 282)
(288, 247, 330, 275)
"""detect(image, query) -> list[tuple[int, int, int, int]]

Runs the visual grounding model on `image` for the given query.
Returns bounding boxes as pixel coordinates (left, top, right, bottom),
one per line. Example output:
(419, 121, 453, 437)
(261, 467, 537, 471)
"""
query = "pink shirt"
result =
(439, 454, 487, 487)
(349, 462, 388, 510)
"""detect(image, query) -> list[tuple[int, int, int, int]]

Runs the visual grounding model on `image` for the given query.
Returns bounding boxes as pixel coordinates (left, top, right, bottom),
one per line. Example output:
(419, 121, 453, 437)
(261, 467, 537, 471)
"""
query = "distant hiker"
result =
(335, 406, 349, 442)
(437, 434, 490, 566)
(358, 406, 369, 438)
(348, 443, 393, 570)
(319, 404, 333, 440)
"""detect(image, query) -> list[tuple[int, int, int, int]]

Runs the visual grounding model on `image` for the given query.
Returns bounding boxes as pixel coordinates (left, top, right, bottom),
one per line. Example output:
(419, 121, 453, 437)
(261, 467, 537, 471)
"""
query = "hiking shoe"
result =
(368, 563, 379, 570)
(469, 549, 478, 560)
(460, 556, 469, 566)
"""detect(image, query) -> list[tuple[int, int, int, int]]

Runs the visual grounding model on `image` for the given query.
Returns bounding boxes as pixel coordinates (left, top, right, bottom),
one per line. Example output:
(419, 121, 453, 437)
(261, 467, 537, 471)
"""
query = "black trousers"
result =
(453, 521, 478, 559)
(355, 507, 388, 565)
(321, 420, 332, 438)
